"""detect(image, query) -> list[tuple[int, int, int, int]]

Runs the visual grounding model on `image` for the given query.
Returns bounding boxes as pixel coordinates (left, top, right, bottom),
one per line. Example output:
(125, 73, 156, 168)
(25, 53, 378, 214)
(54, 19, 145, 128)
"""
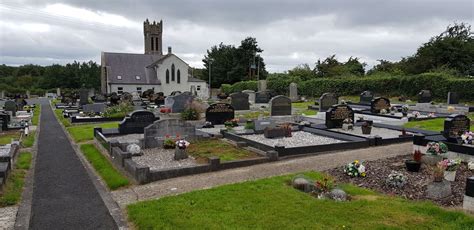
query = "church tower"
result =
(144, 19, 163, 55)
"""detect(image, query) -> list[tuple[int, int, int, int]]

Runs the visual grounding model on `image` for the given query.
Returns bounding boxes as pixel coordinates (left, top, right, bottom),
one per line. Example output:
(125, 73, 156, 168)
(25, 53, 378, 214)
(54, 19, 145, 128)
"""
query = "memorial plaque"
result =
(270, 95, 292, 116)
(418, 90, 432, 103)
(443, 114, 470, 141)
(447, 92, 460, 105)
(206, 103, 235, 125)
(360, 91, 374, 105)
(370, 97, 391, 113)
(325, 104, 354, 128)
(319, 93, 338, 112)
(119, 110, 157, 134)
(230, 92, 249, 110)
(255, 91, 271, 103)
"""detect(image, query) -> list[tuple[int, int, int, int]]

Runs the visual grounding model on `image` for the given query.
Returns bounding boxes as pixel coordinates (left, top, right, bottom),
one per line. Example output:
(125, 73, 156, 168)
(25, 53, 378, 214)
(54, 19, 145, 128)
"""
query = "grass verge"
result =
(31, 106, 40, 126)
(53, 109, 71, 127)
(21, 131, 35, 148)
(0, 152, 32, 207)
(187, 139, 259, 163)
(67, 122, 118, 143)
(127, 171, 474, 229)
(404, 113, 474, 132)
(0, 132, 20, 145)
(79, 144, 129, 190)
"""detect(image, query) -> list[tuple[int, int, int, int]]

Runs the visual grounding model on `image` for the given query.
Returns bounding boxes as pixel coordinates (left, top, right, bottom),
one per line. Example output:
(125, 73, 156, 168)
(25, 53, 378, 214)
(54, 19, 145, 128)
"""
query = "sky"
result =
(0, 0, 472, 73)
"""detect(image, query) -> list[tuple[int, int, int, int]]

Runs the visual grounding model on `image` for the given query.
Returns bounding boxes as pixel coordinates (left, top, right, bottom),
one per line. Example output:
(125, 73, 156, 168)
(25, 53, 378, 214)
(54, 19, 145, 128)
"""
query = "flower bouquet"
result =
(439, 159, 461, 181)
(385, 171, 407, 188)
(343, 160, 366, 177)
(412, 111, 421, 118)
(423, 142, 448, 165)
(461, 131, 473, 145)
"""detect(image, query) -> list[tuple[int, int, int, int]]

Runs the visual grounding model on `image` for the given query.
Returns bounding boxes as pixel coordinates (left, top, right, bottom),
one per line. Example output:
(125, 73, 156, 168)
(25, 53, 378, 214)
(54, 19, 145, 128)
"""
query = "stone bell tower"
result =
(144, 19, 163, 55)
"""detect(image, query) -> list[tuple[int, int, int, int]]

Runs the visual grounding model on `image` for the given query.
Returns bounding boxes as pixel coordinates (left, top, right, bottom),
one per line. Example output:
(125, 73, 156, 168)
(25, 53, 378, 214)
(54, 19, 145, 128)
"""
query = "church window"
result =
(166, 69, 170, 84)
(135, 75, 141, 80)
(117, 75, 122, 80)
(151, 37, 154, 51)
(197, 85, 201, 91)
(155, 37, 159, 52)
(171, 64, 175, 81)
(177, 70, 181, 83)
(117, 87, 123, 94)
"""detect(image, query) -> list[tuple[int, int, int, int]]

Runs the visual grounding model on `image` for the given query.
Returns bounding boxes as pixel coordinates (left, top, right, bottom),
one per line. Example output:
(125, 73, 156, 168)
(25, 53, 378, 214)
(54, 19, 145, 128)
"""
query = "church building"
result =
(100, 19, 208, 98)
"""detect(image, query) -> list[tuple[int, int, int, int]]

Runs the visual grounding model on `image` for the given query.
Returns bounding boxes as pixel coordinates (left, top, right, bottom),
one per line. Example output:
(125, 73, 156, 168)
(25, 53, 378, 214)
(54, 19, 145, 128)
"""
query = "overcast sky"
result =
(0, 0, 472, 72)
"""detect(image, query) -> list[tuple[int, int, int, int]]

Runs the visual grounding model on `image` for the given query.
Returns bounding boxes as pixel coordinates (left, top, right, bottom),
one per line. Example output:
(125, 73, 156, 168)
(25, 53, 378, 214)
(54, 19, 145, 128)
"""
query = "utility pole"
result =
(208, 58, 214, 99)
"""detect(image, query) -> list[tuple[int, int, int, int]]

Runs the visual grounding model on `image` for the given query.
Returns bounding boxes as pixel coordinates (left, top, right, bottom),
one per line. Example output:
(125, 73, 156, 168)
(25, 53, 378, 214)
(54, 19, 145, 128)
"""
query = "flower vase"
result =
(444, 170, 456, 181)
(361, 126, 372, 135)
(421, 154, 443, 166)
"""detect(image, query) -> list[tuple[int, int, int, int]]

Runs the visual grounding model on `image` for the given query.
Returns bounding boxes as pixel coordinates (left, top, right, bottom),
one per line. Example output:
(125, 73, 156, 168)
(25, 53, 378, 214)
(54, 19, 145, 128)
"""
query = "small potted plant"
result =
(361, 120, 372, 135)
(174, 139, 190, 160)
(385, 171, 407, 188)
(405, 150, 422, 172)
(281, 123, 292, 137)
(342, 118, 353, 131)
(439, 159, 461, 181)
(422, 142, 448, 165)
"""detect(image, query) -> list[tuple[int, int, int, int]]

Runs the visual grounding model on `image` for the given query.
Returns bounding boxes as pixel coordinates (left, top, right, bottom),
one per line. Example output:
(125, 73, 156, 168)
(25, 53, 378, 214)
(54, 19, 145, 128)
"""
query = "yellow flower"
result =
(354, 160, 359, 164)
(361, 172, 366, 177)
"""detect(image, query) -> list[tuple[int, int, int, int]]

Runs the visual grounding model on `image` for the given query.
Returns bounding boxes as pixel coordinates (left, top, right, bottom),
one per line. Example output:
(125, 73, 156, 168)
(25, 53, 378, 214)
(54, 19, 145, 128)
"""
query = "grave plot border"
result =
(413, 134, 474, 156)
(354, 111, 451, 121)
(71, 116, 124, 123)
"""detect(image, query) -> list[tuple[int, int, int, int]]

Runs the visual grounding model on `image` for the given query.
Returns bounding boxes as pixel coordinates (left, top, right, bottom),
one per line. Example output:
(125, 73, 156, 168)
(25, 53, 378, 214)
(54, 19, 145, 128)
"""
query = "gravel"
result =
(242, 131, 345, 147)
(331, 126, 413, 139)
(325, 154, 474, 207)
(132, 148, 200, 171)
(107, 134, 144, 144)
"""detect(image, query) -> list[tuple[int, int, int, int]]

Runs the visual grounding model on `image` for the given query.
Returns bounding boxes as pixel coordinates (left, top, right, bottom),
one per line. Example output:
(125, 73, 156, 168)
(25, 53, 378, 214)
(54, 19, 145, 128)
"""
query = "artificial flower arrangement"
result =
(343, 160, 366, 177)
(412, 111, 421, 118)
(439, 159, 461, 171)
(176, 139, 190, 149)
(428, 112, 436, 118)
(224, 118, 239, 127)
(426, 142, 448, 155)
(163, 134, 180, 149)
(401, 104, 409, 113)
(461, 131, 473, 145)
(385, 171, 407, 188)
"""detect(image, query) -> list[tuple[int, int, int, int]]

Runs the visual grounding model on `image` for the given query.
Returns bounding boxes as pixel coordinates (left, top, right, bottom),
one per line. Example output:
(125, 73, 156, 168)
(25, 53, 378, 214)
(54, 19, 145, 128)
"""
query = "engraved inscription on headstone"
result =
(270, 95, 292, 116)
(205, 103, 235, 125)
(325, 104, 354, 128)
(443, 114, 470, 141)
(370, 97, 391, 113)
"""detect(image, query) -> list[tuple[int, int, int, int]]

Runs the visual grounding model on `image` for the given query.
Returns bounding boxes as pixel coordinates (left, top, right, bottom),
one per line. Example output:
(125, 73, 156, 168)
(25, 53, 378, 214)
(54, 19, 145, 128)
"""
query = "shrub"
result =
(181, 101, 205, 120)
(163, 138, 176, 149)
(103, 103, 133, 118)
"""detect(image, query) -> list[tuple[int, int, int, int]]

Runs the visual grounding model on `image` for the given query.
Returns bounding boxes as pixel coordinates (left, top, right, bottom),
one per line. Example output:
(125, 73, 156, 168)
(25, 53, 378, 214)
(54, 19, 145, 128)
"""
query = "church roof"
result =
(103, 52, 162, 85)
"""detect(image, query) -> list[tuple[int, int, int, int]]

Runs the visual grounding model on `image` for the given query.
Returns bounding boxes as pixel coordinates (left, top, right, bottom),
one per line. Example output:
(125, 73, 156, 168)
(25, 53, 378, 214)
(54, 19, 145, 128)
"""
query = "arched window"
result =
(151, 37, 154, 51)
(177, 69, 181, 83)
(155, 37, 159, 52)
(166, 69, 170, 84)
(171, 64, 175, 81)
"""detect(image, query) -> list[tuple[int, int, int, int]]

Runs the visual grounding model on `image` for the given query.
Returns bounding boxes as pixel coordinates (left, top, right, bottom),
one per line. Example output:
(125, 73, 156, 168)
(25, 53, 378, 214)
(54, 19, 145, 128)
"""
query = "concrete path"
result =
(29, 102, 117, 229)
(112, 142, 412, 208)
(0, 206, 18, 230)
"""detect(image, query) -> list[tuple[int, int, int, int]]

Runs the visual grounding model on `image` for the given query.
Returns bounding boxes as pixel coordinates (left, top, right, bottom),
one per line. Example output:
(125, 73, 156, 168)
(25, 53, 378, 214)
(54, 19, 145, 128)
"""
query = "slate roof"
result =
(103, 52, 162, 85)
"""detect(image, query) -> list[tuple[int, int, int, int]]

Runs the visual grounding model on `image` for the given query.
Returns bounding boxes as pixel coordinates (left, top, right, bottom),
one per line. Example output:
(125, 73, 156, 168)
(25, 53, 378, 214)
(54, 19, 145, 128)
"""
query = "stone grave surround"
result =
(230, 92, 250, 110)
(359, 91, 374, 105)
(443, 114, 470, 142)
(82, 103, 107, 114)
(270, 95, 292, 116)
(370, 97, 391, 113)
(325, 104, 354, 128)
(205, 103, 235, 125)
(289, 83, 298, 102)
(0, 112, 9, 130)
(242, 90, 256, 104)
(319, 93, 338, 112)
(118, 110, 157, 134)
(447, 92, 460, 105)
(254, 119, 276, 133)
(418, 90, 432, 103)
(144, 119, 197, 148)
(164, 93, 194, 113)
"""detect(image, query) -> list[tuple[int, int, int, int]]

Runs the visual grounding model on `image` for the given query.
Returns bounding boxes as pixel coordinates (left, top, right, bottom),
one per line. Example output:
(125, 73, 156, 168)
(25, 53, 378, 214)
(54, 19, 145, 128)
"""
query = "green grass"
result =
(0, 132, 20, 145)
(187, 139, 259, 163)
(54, 109, 71, 127)
(67, 122, 118, 143)
(127, 171, 474, 229)
(239, 111, 270, 119)
(31, 106, 40, 126)
(404, 114, 474, 132)
(0, 152, 32, 207)
(21, 131, 35, 148)
(80, 144, 129, 190)
(292, 101, 317, 116)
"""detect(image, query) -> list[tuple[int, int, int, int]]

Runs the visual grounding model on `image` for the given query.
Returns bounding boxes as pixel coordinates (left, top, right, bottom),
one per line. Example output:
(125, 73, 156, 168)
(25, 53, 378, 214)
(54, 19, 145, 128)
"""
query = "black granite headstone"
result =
(255, 91, 271, 103)
(325, 104, 354, 128)
(206, 103, 235, 125)
(359, 91, 374, 105)
(0, 111, 9, 130)
(118, 110, 158, 134)
(270, 95, 292, 116)
(443, 114, 470, 142)
(370, 97, 391, 113)
(319, 93, 338, 112)
(447, 92, 460, 105)
(230, 92, 250, 110)
(79, 88, 89, 106)
(4, 100, 16, 116)
(418, 90, 432, 103)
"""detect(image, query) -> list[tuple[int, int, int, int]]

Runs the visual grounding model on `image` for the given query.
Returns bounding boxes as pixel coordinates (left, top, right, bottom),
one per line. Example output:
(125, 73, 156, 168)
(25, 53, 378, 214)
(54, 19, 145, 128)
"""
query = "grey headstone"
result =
(242, 90, 256, 104)
(418, 90, 432, 103)
(56, 88, 61, 96)
(258, 80, 267, 91)
(144, 119, 197, 148)
(254, 119, 276, 132)
(79, 88, 89, 106)
(289, 83, 298, 102)
(255, 91, 271, 103)
(4, 100, 16, 116)
(270, 95, 292, 116)
(26, 90, 30, 98)
(165, 93, 194, 113)
(359, 91, 373, 105)
(230, 92, 250, 110)
(447, 92, 460, 105)
(426, 180, 452, 200)
(319, 93, 338, 112)
(0, 90, 4, 99)
(82, 103, 107, 114)
(174, 148, 188, 160)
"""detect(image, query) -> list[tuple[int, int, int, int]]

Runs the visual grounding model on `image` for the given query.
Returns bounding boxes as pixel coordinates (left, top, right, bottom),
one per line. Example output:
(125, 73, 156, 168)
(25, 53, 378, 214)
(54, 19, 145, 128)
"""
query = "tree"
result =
(313, 55, 366, 77)
(288, 64, 314, 80)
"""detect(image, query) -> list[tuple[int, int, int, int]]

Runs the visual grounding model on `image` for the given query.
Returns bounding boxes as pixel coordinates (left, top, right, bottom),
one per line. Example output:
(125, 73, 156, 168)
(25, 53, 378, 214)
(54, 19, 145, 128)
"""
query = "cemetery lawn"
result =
(21, 131, 35, 148)
(67, 122, 118, 143)
(292, 101, 316, 115)
(53, 109, 71, 127)
(80, 144, 129, 190)
(241, 111, 269, 119)
(31, 106, 40, 126)
(404, 113, 474, 132)
(127, 172, 474, 229)
(0, 132, 20, 145)
(187, 139, 259, 163)
(0, 152, 32, 207)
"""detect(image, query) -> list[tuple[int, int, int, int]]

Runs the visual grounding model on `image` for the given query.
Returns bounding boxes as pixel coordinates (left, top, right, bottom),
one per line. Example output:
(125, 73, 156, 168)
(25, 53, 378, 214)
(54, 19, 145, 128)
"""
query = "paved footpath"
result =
(29, 103, 117, 229)
(113, 142, 412, 207)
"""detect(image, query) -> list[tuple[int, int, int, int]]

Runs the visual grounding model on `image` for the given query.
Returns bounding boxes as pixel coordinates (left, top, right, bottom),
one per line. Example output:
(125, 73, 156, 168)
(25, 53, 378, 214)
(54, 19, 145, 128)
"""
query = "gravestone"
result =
(270, 95, 292, 116)
(289, 83, 298, 102)
(443, 114, 470, 142)
(56, 88, 61, 97)
(206, 103, 235, 125)
(370, 97, 391, 114)
(230, 92, 249, 110)
(242, 90, 256, 104)
(79, 88, 89, 106)
(319, 93, 338, 112)
(418, 90, 432, 103)
(144, 119, 197, 148)
(0, 112, 9, 130)
(258, 80, 267, 91)
(0, 90, 4, 99)
(447, 92, 460, 105)
(26, 90, 30, 98)
(254, 119, 276, 132)
(255, 91, 271, 103)
(164, 93, 194, 113)
(118, 110, 157, 134)
(325, 104, 354, 128)
(170, 91, 182, 96)
(359, 91, 374, 105)
(82, 103, 107, 114)
(4, 100, 16, 116)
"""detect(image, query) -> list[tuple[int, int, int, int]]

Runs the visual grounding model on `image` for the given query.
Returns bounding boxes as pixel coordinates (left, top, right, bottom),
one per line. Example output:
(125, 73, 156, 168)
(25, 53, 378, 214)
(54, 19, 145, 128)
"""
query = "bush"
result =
(221, 81, 257, 94)
(181, 101, 205, 120)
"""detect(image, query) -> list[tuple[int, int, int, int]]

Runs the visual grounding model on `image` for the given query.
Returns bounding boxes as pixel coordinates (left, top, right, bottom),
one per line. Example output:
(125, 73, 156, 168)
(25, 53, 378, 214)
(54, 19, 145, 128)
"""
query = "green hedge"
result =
(221, 81, 258, 94)
(220, 73, 474, 100)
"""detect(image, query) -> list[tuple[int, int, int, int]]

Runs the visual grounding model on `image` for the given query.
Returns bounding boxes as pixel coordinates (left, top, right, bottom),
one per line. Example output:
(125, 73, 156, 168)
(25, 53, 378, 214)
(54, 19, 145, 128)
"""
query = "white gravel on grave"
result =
(107, 134, 144, 143)
(243, 131, 345, 147)
(331, 126, 413, 139)
(132, 148, 200, 171)
(198, 125, 246, 135)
